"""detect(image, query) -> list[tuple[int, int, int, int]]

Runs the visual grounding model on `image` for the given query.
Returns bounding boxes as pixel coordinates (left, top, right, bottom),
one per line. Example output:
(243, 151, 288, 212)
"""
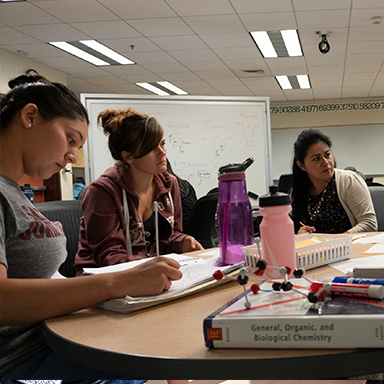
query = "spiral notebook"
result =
(83, 253, 243, 314)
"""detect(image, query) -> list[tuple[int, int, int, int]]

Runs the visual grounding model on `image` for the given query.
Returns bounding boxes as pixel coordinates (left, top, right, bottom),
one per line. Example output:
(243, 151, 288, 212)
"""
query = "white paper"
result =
(363, 244, 384, 254)
(330, 254, 384, 275)
(352, 232, 384, 244)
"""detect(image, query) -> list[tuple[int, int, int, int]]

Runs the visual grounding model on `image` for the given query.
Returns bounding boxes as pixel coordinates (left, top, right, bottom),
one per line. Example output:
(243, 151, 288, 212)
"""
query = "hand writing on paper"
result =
(181, 235, 204, 253)
(112, 256, 182, 298)
(298, 225, 316, 234)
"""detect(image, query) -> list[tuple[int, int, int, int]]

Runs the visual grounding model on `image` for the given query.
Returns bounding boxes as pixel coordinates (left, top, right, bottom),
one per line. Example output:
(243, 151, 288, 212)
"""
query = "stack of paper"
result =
(84, 253, 243, 314)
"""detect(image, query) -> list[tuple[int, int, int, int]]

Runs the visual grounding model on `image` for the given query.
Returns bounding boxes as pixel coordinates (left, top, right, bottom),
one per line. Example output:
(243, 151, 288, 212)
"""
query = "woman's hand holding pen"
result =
(111, 256, 182, 298)
(298, 221, 316, 234)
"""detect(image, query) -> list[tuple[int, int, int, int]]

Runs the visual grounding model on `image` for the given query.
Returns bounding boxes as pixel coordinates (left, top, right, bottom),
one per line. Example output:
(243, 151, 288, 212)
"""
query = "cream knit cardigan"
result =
(335, 168, 377, 233)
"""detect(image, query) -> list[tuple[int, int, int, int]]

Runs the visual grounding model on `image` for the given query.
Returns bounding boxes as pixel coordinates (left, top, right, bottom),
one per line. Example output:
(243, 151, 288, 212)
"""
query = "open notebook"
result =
(83, 252, 243, 314)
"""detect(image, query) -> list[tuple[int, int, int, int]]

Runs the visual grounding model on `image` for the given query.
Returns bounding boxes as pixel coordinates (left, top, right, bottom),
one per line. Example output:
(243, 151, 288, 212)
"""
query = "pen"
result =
(311, 281, 384, 300)
(333, 277, 384, 286)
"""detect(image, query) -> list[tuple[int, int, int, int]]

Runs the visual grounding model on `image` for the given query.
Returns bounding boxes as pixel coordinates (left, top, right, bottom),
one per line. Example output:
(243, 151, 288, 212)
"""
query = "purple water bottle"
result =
(217, 157, 255, 266)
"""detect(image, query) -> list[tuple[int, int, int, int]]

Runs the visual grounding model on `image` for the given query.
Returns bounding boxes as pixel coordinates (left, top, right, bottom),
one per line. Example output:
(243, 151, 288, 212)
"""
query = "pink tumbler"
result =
(259, 185, 296, 278)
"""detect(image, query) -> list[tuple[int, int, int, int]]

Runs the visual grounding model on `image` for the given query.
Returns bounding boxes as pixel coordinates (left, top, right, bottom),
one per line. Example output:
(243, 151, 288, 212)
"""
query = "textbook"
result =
(84, 253, 242, 314)
(203, 278, 384, 349)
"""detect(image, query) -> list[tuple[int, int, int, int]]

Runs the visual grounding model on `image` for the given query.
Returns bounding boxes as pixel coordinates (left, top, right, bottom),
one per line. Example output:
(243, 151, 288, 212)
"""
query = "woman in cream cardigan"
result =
(290, 129, 377, 234)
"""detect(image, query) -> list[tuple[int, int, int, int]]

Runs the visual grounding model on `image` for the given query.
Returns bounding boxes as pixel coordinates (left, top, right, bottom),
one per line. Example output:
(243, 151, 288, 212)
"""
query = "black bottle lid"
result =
(259, 185, 290, 206)
(218, 157, 254, 175)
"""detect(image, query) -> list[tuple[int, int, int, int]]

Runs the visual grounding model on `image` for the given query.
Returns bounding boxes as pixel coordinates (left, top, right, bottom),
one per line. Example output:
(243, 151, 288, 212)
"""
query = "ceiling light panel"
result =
(136, 83, 170, 96)
(275, 75, 311, 90)
(48, 40, 135, 66)
(250, 29, 302, 58)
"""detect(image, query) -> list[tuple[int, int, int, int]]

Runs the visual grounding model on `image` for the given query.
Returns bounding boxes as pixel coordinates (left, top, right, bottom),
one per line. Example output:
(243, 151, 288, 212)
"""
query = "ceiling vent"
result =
(242, 69, 265, 74)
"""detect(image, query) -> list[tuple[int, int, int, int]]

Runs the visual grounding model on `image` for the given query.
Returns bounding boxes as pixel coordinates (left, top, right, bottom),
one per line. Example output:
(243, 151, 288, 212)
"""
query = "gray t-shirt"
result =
(0, 175, 67, 376)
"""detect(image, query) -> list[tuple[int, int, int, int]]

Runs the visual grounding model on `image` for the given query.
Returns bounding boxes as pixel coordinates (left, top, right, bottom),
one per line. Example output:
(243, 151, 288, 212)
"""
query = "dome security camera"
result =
(319, 34, 330, 54)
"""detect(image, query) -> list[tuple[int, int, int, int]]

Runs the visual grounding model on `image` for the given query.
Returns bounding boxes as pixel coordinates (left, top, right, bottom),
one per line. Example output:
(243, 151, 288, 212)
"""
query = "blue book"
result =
(203, 278, 384, 349)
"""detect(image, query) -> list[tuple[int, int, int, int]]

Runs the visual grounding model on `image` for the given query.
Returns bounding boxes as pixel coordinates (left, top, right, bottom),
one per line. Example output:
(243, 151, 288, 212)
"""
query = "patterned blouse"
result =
(307, 174, 351, 233)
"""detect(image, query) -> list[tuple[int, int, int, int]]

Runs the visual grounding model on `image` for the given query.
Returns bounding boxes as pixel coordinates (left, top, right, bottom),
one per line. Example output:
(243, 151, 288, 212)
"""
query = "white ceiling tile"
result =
(1, 0, 383, 102)
(102, 64, 155, 76)
(0, 1, 61, 26)
(344, 72, 377, 80)
(206, 78, 244, 86)
(120, 74, 166, 83)
(155, 72, 202, 81)
(305, 54, 346, 66)
(346, 53, 384, 64)
(165, 0, 234, 16)
(295, 10, 350, 29)
(347, 41, 384, 54)
(183, 60, 228, 71)
(3, 43, 68, 58)
(231, 0, 293, 13)
(353, 0, 384, 9)
(128, 51, 177, 64)
(348, 26, 384, 41)
(224, 59, 268, 71)
(199, 33, 255, 49)
(345, 63, 382, 73)
(292, 0, 351, 11)
(98, 0, 177, 19)
(127, 18, 194, 37)
(213, 47, 262, 60)
(313, 88, 342, 99)
(103, 83, 149, 94)
(350, 8, 384, 27)
(168, 49, 218, 62)
(14, 24, 90, 42)
(70, 21, 142, 39)
(150, 35, 208, 50)
(284, 90, 314, 100)
(239, 12, 297, 31)
(35, 0, 119, 23)
(183, 15, 246, 34)
(140, 62, 191, 73)
(98, 38, 162, 54)
(0, 27, 40, 45)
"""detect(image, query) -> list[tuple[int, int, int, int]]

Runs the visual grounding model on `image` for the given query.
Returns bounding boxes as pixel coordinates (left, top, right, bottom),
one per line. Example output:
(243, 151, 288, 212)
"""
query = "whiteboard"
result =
(271, 125, 384, 179)
(81, 94, 271, 198)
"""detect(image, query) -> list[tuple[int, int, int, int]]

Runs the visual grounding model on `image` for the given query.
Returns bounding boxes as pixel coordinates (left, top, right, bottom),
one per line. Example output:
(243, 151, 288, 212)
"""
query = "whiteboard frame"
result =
(80, 93, 272, 192)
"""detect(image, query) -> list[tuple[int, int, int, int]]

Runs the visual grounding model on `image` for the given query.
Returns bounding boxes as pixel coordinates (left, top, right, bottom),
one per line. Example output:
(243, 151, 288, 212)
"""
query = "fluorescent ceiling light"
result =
(276, 75, 311, 90)
(297, 75, 311, 89)
(80, 40, 134, 65)
(0, 0, 25, 2)
(48, 40, 135, 66)
(136, 83, 170, 96)
(136, 82, 188, 96)
(49, 41, 110, 66)
(276, 76, 292, 90)
(250, 31, 277, 58)
(281, 30, 302, 57)
(250, 29, 302, 58)
(157, 81, 188, 95)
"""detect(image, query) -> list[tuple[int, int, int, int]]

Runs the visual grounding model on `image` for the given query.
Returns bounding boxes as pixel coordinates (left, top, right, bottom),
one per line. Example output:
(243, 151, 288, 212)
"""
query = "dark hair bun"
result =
(8, 74, 50, 89)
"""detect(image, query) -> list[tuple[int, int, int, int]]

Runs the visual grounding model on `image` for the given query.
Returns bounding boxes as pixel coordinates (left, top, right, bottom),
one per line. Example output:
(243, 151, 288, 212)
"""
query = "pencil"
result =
(300, 222, 305, 227)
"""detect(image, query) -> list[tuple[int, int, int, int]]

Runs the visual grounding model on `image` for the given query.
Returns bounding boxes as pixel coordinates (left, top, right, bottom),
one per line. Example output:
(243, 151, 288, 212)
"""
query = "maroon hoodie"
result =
(75, 164, 187, 275)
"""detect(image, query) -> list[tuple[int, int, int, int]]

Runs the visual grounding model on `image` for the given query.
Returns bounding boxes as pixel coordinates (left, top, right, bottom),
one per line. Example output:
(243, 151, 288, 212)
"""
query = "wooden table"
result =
(44, 236, 384, 379)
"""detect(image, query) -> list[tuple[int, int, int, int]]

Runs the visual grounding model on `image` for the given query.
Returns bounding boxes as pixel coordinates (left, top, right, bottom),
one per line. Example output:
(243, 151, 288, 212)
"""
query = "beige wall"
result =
(0, 48, 67, 94)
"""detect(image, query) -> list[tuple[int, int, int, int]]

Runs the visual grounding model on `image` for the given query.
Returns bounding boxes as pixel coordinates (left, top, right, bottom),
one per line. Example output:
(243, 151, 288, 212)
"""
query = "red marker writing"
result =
(311, 281, 384, 300)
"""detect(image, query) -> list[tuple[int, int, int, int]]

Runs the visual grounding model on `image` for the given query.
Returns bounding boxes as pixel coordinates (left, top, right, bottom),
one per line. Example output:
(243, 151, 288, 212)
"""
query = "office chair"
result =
(278, 173, 293, 194)
(184, 193, 219, 249)
(368, 186, 384, 231)
(35, 200, 82, 277)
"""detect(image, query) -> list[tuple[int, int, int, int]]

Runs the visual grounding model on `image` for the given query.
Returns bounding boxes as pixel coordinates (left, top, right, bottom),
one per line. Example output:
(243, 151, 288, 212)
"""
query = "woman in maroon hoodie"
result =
(75, 108, 203, 274)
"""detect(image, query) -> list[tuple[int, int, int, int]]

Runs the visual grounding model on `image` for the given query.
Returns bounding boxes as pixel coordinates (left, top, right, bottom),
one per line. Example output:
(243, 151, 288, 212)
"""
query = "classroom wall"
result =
(0, 48, 67, 93)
